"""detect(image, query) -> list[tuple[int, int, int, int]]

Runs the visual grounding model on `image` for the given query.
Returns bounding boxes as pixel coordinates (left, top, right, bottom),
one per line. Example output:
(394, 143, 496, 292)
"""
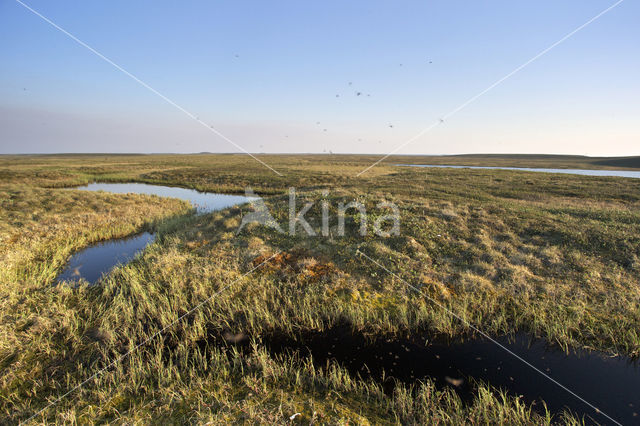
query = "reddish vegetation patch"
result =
(252, 251, 336, 282)
(252, 252, 298, 270)
(299, 262, 334, 282)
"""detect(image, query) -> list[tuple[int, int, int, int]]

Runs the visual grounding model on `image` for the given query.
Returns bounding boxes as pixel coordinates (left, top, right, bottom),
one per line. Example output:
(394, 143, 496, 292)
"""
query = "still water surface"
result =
(397, 164, 640, 179)
(57, 232, 154, 284)
(266, 327, 640, 425)
(76, 182, 256, 213)
(58, 183, 255, 284)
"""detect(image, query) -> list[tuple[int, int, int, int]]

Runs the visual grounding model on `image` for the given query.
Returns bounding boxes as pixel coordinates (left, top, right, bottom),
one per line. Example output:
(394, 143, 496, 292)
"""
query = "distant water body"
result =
(397, 164, 640, 179)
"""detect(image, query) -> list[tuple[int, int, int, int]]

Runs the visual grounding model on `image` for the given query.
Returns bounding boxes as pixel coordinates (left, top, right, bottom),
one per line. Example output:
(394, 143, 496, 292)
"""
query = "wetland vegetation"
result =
(1, 153, 640, 424)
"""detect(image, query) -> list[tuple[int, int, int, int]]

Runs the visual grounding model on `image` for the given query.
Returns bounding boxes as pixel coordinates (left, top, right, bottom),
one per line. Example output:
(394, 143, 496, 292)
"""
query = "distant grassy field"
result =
(1, 153, 639, 423)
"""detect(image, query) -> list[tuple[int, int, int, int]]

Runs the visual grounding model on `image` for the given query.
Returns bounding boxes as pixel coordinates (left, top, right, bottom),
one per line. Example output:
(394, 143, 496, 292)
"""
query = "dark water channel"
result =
(258, 327, 639, 425)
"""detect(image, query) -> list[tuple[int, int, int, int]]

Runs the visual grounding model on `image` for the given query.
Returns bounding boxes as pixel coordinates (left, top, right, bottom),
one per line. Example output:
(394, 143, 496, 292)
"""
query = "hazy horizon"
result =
(1, 1, 638, 156)
(4, 153, 640, 162)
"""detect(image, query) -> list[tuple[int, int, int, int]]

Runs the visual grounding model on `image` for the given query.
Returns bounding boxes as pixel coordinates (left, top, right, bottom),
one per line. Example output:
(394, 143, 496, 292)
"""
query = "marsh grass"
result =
(1, 154, 639, 423)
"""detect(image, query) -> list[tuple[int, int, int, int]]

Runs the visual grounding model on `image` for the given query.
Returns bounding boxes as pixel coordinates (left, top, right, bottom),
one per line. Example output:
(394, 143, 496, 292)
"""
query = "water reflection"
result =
(58, 183, 256, 284)
(57, 232, 154, 284)
(76, 182, 257, 213)
(264, 327, 639, 425)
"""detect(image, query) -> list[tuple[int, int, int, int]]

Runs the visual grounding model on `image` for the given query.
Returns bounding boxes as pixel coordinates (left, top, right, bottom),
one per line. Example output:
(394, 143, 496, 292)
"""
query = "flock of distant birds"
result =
(21, 54, 436, 153)
(230, 54, 437, 152)
(273, 57, 436, 152)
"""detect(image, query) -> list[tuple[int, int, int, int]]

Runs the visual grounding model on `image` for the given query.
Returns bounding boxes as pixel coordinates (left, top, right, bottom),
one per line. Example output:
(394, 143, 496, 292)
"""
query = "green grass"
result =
(1, 153, 639, 423)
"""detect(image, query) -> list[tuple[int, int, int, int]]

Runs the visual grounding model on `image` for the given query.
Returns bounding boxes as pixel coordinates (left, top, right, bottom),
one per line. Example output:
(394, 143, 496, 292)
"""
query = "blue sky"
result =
(0, 0, 638, 155)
